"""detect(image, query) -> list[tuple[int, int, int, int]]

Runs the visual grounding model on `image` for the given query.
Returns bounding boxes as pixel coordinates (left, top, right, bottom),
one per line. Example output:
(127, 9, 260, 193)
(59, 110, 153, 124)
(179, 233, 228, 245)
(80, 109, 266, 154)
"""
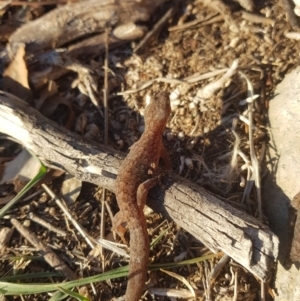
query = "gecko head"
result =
(144, 91, 171, 124)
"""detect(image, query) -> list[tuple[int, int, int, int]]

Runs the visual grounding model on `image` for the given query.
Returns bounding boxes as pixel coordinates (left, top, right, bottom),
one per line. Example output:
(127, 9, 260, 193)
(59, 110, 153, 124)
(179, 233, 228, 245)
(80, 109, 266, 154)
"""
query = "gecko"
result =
(113, 91, 171, 301)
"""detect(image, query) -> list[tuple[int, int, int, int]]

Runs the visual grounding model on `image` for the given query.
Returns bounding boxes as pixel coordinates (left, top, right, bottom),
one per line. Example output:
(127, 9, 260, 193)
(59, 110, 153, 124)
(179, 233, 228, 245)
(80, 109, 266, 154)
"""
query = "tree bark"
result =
(0, 91, 279, 281)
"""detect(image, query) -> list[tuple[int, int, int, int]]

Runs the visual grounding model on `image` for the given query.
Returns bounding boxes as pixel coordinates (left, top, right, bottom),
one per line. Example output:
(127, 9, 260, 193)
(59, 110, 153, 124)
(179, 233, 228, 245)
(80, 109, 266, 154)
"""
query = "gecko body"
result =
(114, 91, 171, 301)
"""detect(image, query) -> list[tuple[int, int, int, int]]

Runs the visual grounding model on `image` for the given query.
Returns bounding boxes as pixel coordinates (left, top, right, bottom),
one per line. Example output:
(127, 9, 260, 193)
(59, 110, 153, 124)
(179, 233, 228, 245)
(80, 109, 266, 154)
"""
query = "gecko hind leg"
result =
(137, 177, 159, 209)
(112, 211, 128, 244)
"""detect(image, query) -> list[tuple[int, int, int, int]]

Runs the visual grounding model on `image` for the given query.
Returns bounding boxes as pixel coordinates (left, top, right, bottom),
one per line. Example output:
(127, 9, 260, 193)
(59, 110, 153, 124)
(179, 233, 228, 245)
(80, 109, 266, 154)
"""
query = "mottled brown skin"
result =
(114, 91, 171, 301)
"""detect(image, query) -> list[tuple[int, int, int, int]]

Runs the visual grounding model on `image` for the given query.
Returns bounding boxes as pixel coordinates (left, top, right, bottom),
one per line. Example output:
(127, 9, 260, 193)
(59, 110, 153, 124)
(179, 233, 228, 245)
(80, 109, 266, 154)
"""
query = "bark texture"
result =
(9, 0, 165, 53)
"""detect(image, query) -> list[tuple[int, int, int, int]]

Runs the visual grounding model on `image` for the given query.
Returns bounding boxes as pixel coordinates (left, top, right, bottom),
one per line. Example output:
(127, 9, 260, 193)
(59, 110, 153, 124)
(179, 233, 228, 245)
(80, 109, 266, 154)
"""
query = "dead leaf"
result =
(0, 149, 40, 192)
(0, 1, 10, 15)
(42, 168, 65, 183)
(0, 23, 19, 42)
(40, 95, 75, 129)
(75, 112, 88, 135)
(2, 44, 32, 103)
(0, 195, 15, 205)
(0, 227, 14, 251)
(35, 80, 58, 110)
(84, 124, 100, 141)
(160, 269, 196, 298)
(60, 174, 82, 205)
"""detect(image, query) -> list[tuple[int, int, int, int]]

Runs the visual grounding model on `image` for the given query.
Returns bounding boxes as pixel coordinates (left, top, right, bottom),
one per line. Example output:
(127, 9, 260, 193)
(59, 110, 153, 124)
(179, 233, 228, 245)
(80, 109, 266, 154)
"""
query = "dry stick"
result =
(100, 27, 110, 276)
(199, 0, 238, 30)
(204, 264, 211, 300)
(10, 218, 76, 280)
(285, 31, 300, 40)
(241, 11, 275, 26)
(9, 0, 78, 6)
(134, 6, 175, 53)
(202, 278, 208, 300)
(23, 189, 44, 202)
(42, 184, 95, 249)
(233, 269, 238, 301)
(281, 0, 300, 30)
(168, 13, 219, 31)
(147, 288, 203, 299)
(210, 254, 230, 285)
(0, 227, 14, 249)
(28, 212, 67, 237)
(103, 28, 109, 147)
(91, 236, 128, 258)
(238, 72, 265, 301)
(117, 69, 228, 96)
(239, 72, 262, 221)
(236, 0, 255, 11)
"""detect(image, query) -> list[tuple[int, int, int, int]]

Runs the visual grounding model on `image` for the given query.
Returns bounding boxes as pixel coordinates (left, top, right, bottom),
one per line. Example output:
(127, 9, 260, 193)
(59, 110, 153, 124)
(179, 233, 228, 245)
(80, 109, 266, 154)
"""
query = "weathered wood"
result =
(0, 91, 279, 281)
(8, 0, 157, 90)
(10, 218, 76, 280)
(9, 0, 165, 53)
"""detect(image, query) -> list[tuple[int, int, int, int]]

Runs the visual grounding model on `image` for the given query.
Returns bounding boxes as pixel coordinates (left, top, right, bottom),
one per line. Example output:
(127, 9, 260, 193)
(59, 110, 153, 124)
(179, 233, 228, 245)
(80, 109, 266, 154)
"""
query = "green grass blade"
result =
(149, 252, 223, 269)
(48, 291, 68, 301)
(0, 265, 127, 295)
(0, 272, 63, 282)
(58, 287, 91, 301)
(0, 158, 47, 219)
(150, 226, 170, 249)
(0, 252, 222, 295)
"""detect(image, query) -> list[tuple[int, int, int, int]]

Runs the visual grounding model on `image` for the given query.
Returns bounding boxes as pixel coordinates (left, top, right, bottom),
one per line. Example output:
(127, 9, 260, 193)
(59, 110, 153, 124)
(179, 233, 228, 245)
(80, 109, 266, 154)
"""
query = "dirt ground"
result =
(0, 0, 299, 300)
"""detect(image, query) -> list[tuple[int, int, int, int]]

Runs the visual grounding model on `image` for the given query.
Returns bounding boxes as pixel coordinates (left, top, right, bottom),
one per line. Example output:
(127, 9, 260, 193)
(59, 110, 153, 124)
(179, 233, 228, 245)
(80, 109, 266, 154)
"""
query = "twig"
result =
(261, 280, 266, 301)
(134, 6, 175, 53)
(197, 0, 238, 30)
(236, 0, 255, 11)
(185, 68, 229, 83)
(11, 218, 76, 280)
(285, 31, 300, 40)
(103, 27, 109, 146)
(168, 14, 222, 32)
(99, 27, 111, 274)
(41, 184, 95, 249)
(239, 72, 262, 220)
(28, 212, 67, 237)
(0, 227, 14, 249)
(241, 11, 275, 26)
(147, 288, 203, 298)
(116, 77, 185, 95)
(232, 269, 238, 301)
(92, 237, 128, 258)
(9, 0, 78, 6)
(22, 189, 44, 202)
(117, 69, 230, 96)
(195, 59, 239, 102)
(204, 263, 212, 300)
(210, 254, 230, 285)
(281, 0, 300, 30)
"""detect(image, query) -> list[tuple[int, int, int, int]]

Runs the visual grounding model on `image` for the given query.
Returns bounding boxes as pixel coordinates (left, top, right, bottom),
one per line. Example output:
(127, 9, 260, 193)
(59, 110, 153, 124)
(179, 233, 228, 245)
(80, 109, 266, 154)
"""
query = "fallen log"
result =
(0, 91, 279, 281)
(9, 0, 165, 53)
